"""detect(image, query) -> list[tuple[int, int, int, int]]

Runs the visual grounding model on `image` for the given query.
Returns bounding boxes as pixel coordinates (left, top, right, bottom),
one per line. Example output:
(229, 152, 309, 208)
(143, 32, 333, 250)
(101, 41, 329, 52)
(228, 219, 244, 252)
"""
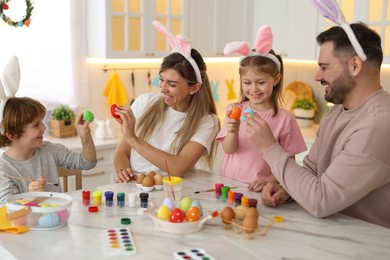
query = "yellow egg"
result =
(136, 173, 146, 184)
(234, 205, 248, 220)
(142, 176, 155, 187)
(242, 215, 258, 233)
(154, 173, 164, 185)
(148, 171, 157, 178)
(221, 206, 235, 224)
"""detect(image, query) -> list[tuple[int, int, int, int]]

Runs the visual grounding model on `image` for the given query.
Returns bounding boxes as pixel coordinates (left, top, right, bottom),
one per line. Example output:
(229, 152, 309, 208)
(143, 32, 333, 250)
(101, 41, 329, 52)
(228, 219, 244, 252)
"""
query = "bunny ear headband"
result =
(152, 20, 202, 84)
(0, 56, 20, 134)
(310, 0, 367, 61)
(223, 25, 281, 71)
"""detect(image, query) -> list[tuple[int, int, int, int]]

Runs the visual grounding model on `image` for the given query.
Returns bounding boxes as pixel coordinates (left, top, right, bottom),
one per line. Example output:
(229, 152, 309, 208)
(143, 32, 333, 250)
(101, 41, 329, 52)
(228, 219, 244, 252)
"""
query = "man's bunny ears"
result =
(310, 0, 367, 61)
(152, 20, 202, 84)
(0, 56, 20, 134)
(223, 25, 281, 71)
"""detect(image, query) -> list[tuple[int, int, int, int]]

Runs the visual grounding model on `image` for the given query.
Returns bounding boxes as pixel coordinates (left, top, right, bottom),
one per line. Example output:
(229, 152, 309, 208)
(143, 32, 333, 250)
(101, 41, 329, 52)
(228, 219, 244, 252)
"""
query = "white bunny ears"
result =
(0, 56, 20, 134)
(223, 25, 281, 71)
(310, 0, 367, 61)
(152, 20, 202, 83)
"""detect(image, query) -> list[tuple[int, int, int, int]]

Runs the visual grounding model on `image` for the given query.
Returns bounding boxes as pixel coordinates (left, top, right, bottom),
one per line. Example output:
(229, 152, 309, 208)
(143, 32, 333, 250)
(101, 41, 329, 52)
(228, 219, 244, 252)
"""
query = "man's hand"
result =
(262, 182, 291, 207)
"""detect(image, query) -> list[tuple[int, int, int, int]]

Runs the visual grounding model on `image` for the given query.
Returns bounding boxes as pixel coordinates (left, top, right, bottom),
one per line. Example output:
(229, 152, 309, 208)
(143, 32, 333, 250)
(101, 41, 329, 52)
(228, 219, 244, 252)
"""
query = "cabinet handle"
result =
(97, 157, 104, 161)
(83, 171, 105, 177)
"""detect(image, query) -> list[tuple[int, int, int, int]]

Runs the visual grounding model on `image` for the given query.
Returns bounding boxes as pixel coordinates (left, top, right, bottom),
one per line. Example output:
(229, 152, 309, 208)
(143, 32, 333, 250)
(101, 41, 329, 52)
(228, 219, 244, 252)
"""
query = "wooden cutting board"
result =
(281, 81, 314, 112)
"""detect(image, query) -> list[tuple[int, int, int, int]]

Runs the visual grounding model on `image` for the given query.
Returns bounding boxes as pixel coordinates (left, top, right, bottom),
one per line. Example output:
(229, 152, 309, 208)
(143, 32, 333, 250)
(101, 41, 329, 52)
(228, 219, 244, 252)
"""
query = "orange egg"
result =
(185, 206, 200, 222)
(229, 107, 242, 120)
(221, 206, 235, 224)
(142, 176, 155, 187)
(136, 173, 146, 184)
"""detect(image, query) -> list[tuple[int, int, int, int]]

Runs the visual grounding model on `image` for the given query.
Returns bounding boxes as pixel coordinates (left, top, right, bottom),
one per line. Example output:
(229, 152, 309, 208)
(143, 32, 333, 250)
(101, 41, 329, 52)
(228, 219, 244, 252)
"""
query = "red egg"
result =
(229, 107, 242, 120)
(110, 104, 120, 118)
(185, 206, 200, 222)
(169, 208, 184, 223)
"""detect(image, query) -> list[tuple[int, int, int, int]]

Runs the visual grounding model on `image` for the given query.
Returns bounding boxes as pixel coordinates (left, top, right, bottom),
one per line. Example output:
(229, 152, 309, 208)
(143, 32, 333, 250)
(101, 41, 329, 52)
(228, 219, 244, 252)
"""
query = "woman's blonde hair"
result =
(0, 97, 46, 147)
(136, 50, 220, 169)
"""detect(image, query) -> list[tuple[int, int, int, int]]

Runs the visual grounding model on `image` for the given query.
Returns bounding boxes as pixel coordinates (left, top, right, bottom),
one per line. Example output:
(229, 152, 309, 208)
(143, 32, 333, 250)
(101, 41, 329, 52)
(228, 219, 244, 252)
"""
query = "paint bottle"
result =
(139, 193, 149, 208)
(227, 190, 235, 205)
(128, 192, 136, 208)
(105, 191, 114, 207)
(234, 192, 243, 207)
(248, 198, 258, 208)
(215, 183, 224, 199)
(221, 186, 230, 202)
(241, 196, 249, 207)
(117, 192, 125, 208)
(82, 190, 90, 206)
(93, 190, 102, 206)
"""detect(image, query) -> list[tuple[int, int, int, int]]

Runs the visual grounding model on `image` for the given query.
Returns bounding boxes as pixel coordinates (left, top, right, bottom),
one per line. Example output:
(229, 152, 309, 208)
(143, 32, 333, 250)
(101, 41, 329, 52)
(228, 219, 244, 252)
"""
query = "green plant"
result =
(51, 105, 75, 121)
(292, 97, 317, 111)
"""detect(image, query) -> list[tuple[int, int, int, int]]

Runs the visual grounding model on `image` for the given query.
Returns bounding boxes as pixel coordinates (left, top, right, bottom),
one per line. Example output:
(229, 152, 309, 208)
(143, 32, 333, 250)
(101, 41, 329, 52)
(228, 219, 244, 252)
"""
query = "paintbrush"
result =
(5, 174, 59, 187)
(194, 186, 239, 194)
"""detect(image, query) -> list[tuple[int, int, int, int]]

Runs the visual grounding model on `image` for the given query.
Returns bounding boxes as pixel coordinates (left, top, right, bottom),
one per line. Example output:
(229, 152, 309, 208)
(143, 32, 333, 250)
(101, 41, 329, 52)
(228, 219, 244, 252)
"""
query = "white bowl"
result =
(6, 192, 72, 231)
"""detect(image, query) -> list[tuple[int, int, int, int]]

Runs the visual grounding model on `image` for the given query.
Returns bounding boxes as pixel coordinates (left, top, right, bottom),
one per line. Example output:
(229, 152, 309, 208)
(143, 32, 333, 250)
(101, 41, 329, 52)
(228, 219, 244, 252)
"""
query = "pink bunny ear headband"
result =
(223, 25, 281, 72)
(310, 0, 367, 61)
(0, 56, 20, 134)
(152, 20, 202, 84)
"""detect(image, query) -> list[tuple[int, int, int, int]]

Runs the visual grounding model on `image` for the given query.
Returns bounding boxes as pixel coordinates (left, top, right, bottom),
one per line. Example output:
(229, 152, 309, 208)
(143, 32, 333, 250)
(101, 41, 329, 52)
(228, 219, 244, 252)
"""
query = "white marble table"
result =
(0, 170, 389, 260)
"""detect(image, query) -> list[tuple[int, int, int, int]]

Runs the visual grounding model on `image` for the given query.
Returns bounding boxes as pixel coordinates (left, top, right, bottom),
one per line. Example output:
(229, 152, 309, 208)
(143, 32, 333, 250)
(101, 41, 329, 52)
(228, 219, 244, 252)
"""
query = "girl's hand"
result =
(115, 168, 137, 183)
(248, 179, 267, 192)
(226, 108, 240, 134)
(75, 113, 92, 139)
(28, 176, 46, 192)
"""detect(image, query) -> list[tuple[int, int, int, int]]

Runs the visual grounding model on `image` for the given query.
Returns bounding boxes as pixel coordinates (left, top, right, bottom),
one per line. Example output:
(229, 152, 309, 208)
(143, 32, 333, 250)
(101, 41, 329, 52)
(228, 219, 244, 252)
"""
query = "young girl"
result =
(0, 57, 97, 204)
(216, 26, 307, 191)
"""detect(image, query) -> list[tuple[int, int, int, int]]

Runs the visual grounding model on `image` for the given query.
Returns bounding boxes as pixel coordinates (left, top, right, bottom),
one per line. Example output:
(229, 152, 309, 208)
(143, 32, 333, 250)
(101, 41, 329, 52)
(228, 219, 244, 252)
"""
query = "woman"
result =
(114, 48, 219, 182)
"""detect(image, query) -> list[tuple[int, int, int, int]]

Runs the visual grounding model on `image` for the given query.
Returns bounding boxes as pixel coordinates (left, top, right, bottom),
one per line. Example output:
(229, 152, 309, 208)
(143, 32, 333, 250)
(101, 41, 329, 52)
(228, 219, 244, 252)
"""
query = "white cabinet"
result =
(87, 0, 189, 59)
(254, 0, 319, 60)
(188, 0, 254, 56)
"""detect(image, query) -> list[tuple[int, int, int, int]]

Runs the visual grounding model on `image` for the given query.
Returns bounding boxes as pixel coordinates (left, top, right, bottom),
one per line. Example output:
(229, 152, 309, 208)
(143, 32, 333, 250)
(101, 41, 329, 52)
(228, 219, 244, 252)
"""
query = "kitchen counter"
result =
(0, 170, 389, 259)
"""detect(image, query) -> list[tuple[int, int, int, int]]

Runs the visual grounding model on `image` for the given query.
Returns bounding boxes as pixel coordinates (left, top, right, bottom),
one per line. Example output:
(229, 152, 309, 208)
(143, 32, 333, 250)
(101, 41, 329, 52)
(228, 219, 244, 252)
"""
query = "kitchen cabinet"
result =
(317, 0, 390, 64)
(87, 0, 189, 59)
(187, 0, 254, 57)
(253, 0, 319, 60)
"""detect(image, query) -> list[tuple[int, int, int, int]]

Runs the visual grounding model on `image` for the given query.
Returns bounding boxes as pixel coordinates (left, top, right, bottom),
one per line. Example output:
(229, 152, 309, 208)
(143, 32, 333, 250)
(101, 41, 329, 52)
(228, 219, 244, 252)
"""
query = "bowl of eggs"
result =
(6, 192, 72, 231)
(135, 171, 164, 192)
(148, 197, 216, 234)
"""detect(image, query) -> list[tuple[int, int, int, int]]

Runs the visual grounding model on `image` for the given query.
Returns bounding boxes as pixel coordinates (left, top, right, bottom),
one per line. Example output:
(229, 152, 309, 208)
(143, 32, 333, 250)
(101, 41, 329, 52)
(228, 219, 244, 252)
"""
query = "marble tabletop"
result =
(0, 170, 389, 260)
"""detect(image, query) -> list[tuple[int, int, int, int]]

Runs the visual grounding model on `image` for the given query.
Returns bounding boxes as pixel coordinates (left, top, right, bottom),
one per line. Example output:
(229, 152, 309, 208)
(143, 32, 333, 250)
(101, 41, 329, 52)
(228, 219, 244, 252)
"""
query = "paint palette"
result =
(103, 228, 137, 256)
(174, 248, 215, 260)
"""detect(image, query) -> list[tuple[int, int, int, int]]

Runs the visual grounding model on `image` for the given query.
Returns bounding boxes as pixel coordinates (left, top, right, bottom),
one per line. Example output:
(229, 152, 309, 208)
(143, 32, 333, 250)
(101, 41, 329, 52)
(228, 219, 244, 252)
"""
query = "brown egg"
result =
(221, 206, 235, 224)
(142, 176, 155, 187)
(153, 173, 164, 185)
(245, 207, 259, 219)
(148, 171, 156, 178)
(136, 173, 146, 184)
(242, 215, 258, 234)
(233, 205, 248, 220)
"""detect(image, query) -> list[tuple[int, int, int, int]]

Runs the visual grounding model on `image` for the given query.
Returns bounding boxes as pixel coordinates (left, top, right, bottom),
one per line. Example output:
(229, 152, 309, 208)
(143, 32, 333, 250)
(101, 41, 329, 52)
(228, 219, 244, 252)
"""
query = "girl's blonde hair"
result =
(136, 50, 220, 169)
(0, 97, 46, 147)
(238, 50, 284, 116)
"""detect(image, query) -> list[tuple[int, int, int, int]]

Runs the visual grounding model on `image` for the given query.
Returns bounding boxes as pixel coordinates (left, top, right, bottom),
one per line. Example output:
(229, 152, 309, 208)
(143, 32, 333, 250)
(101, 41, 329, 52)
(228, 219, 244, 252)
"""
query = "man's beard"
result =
(324, 73, 356, 104)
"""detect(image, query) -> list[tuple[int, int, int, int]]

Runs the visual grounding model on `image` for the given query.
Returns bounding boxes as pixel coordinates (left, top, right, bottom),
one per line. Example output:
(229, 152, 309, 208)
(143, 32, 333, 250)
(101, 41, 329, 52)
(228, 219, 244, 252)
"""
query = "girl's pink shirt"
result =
(216, 101, 307, 183)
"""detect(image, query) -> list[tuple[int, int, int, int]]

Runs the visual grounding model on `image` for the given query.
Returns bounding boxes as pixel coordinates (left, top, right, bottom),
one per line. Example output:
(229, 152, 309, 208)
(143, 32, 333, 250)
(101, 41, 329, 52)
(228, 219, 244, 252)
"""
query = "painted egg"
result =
(56, 209, 70, 222)
(191, 201, 203, 216)
(110, 104, 120, 118)
(27, 213, 42, 225)
(83, 110, 94, 123)
(221, 207, 235, 224)
(163, 198, 175, 211)
(25, 202, 40, 207)
(241, 108, 256, 121)
(242, 215, 258, 234)
(169, 208, 184, 223)
(39, 203, 52, 208)
(38, 213, 60, 228)
(185, 206, 200, 222)
(157, 205, 171, 221)
(179, 197, 192, 212)
(229, 107, 242, 119)
(142, 176, 155, 187)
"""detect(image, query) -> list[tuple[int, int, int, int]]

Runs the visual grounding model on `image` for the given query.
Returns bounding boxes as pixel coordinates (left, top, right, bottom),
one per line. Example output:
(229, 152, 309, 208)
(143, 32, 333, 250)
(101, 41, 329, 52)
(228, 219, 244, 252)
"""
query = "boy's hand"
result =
(75, 113, 92, 139)
(29, 176, 46, 192)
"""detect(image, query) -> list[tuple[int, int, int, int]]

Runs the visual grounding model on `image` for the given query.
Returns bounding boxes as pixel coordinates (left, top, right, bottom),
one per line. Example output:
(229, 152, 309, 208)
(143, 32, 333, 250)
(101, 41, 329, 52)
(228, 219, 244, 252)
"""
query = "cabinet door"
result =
(254, 0, 319, 60)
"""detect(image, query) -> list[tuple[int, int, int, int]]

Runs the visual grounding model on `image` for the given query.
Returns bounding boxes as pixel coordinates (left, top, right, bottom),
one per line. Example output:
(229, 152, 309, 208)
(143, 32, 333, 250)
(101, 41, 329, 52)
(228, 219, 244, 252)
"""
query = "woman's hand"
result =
(261, 182, 291, 207)
(28, 176, 46, 192)
(115, 106, 137, 145)
(115, 168, 137, 183)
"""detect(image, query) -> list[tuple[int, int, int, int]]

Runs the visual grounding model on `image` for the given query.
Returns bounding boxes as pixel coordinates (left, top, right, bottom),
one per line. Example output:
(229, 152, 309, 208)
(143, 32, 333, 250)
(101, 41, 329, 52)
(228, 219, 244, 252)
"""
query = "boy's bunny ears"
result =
(152, 20, 202, 84)
(223, 25, 281, 71)
(310, 0, 367, 61)
(0, 56, 20, 134)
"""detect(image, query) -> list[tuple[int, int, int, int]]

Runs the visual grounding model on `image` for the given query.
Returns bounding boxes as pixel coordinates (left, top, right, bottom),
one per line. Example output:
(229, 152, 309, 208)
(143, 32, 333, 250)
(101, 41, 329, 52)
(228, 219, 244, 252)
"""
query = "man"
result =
(244, 23, 390, 228)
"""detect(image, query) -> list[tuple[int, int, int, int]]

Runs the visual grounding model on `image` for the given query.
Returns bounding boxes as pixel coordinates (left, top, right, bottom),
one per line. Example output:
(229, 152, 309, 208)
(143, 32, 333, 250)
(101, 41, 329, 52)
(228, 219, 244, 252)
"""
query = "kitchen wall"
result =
(86, 59, 390, 125)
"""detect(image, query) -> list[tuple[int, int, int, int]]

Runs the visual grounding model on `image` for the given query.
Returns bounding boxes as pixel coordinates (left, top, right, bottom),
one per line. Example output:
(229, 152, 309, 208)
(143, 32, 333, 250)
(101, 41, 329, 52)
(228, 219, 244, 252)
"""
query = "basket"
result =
(6, 192, 73, 231)
(50, 119, 77, 138)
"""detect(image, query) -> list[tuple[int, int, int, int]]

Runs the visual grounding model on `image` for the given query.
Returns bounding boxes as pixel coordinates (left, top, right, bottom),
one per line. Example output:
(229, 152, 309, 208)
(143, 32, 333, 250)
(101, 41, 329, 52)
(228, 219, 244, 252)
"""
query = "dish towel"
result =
(103, 72, 129, 106)
(0, 207, 30, 234)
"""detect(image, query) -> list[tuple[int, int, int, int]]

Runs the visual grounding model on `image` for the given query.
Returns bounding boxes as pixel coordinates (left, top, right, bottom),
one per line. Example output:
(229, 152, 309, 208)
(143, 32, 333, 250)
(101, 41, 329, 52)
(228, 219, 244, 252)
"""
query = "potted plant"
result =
(292, 97, 317, 128)
(50, 105, 77, 138)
